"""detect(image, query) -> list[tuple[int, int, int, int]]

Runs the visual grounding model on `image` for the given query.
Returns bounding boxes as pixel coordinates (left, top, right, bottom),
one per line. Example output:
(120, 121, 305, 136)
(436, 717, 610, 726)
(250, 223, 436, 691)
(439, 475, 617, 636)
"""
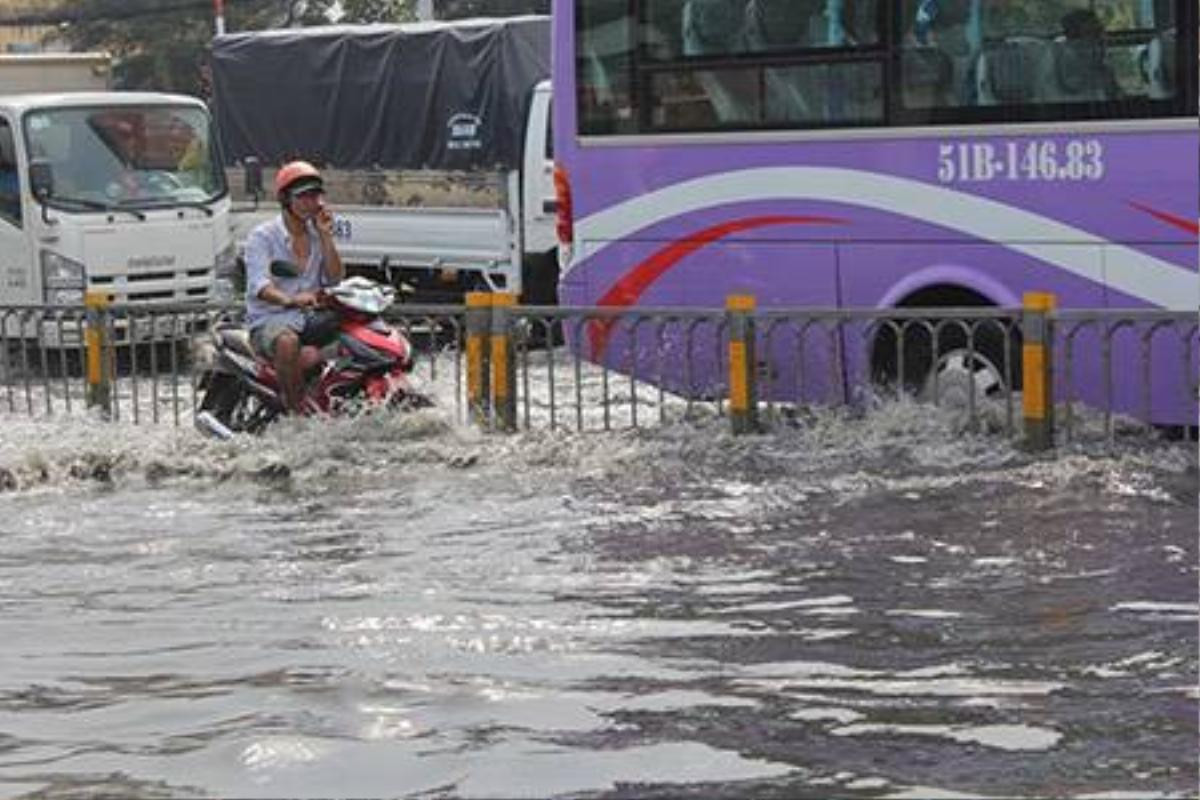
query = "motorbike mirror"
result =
(269, 259, 302, 278)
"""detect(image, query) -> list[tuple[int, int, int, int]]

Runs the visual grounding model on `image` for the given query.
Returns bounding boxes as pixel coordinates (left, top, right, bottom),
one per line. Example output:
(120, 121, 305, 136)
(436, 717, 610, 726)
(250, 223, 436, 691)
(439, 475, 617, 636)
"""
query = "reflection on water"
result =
(0, 399, 1194, 799)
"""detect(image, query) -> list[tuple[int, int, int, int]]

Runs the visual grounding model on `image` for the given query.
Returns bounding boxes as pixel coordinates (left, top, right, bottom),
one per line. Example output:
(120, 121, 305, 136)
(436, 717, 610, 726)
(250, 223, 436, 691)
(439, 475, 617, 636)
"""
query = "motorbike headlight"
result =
(40, 250, 86, 305)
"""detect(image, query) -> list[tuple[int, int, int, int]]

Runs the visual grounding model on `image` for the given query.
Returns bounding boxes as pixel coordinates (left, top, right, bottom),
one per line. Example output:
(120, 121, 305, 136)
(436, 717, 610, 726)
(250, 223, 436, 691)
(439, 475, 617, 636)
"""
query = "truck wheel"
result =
(520, 251, 559, 306)
(521, 252, 562, 346)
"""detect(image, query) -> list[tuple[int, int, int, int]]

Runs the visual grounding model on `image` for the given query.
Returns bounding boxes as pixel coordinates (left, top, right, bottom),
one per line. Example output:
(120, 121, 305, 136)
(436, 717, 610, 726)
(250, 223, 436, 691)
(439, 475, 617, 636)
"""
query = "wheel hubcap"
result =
(920, 348, 1006, 407)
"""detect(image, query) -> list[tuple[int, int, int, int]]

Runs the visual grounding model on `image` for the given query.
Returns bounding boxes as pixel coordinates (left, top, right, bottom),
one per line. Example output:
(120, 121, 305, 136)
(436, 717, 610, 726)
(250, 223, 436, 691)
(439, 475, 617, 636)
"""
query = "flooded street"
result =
(0, 389, 1195, 799)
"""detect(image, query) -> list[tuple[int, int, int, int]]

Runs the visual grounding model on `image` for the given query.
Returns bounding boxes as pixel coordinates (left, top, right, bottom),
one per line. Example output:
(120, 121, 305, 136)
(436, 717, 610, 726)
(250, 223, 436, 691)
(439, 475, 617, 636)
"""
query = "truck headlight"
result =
(214, 242, 238, 276)
(40, 250, 86, 306)
(214, 242, 244, 298)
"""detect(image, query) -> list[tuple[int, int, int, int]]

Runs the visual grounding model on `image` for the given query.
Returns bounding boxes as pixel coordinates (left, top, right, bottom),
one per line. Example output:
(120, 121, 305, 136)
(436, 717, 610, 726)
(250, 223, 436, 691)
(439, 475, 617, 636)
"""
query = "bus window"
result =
(577, 1, 635, 134)
(578, 0, 1193, 135)
(679, 0, 745, 56)
(654, 0, 880, 57)
(742, 0, 829, 52)
(742, 0, 883, 125)
(899, 0, 1180, 115)
(655, 0, 884, 129)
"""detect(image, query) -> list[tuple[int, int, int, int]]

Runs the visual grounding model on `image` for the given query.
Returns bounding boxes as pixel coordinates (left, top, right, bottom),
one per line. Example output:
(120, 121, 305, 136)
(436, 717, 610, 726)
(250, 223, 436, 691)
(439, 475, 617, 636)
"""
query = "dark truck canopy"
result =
(209, 15, 549, 171)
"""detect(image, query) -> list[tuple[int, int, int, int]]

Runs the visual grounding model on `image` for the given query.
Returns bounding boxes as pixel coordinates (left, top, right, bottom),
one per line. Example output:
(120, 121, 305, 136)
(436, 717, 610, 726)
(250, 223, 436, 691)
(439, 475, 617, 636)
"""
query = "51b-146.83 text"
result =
(937, 139, 1104, 183)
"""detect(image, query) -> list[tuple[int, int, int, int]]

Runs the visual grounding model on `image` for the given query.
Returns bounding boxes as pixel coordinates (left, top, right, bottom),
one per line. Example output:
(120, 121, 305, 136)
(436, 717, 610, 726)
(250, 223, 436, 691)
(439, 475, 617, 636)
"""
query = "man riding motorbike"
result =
(243, 160, 345, 413)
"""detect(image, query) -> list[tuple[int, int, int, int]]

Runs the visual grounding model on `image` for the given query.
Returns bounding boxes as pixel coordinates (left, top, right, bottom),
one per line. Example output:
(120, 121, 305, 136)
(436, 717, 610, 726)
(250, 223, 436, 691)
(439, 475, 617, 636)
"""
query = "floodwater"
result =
(0, 373, 1195, 799)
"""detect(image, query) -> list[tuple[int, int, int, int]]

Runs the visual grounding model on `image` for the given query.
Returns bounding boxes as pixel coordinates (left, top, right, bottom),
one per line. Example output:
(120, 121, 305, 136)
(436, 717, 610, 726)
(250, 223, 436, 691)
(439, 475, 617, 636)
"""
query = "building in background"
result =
(0, 0, 64, 53)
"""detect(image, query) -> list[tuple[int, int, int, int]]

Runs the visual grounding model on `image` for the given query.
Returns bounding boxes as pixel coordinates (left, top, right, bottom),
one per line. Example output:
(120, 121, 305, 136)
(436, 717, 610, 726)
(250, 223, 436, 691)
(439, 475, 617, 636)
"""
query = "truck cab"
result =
(0, 92, 234, 342)
(517, 79, 559, 303)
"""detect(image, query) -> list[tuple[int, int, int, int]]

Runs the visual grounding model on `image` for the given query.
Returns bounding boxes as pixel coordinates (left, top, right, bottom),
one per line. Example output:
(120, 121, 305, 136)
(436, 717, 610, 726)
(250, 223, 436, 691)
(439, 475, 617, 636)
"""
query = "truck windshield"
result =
(23, 104, 225, 209)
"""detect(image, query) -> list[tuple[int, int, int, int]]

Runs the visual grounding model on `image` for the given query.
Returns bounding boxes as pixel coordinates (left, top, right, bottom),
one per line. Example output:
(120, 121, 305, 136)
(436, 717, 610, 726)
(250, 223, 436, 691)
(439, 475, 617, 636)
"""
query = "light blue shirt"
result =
(243, 215, 334, 330)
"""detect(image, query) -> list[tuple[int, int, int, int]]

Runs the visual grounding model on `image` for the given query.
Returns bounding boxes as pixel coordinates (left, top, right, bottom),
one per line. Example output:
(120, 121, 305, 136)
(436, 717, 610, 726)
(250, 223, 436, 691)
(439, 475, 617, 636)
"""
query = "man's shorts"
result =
(250, 310, 340, 360)
(249, 316, 303, 360)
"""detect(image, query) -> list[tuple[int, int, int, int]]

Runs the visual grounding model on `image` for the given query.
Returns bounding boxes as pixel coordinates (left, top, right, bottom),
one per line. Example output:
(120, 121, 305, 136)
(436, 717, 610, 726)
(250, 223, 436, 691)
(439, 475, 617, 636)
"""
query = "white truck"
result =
(0, 92, 235, 343)
(210, 16, 558, 304)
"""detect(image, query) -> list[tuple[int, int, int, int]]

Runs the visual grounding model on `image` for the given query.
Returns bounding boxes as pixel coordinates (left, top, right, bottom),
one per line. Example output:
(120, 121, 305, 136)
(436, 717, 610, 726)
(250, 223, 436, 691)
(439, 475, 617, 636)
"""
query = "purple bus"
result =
(552, 0, 1198, 424)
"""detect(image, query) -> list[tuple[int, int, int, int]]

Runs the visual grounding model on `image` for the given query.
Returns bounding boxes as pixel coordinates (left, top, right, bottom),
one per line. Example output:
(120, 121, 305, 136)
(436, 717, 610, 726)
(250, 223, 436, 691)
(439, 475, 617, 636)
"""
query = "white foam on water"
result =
(453, 740, 795, 797)
(240, 737, 326, 771)
(847, 776, 891, 789)
(833, 722, 1062, 751)
(736, 660, 1065, 699)
(0, 355, 1191, 518)
(1111, 601, 1199, 615)
(885, 609, 966, 619)
(790, 706, 865, 724)
(886, 787, 998, 799)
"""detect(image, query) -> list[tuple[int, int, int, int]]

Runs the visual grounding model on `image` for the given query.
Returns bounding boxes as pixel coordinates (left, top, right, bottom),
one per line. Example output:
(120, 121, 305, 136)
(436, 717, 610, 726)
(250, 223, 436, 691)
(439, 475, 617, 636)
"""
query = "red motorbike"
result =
(196, 269, 429, 439)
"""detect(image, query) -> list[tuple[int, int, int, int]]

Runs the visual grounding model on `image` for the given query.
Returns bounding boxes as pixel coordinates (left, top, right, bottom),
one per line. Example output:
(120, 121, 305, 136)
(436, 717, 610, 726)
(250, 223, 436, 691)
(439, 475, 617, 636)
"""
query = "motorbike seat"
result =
(216, 327, 256, 359)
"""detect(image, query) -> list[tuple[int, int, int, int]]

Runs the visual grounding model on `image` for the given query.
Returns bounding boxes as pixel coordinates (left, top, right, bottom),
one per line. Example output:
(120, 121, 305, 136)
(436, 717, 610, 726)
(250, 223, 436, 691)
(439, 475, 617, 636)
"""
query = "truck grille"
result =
(91, 267, 213, 304)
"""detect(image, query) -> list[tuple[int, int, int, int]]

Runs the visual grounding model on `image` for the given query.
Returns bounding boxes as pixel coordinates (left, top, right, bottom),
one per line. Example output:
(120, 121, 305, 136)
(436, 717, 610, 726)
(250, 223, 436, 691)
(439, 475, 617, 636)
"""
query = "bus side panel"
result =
(568, 239, 841, 403)
(837, 242, 1107, 309)
(1103, 244, 1199, 426)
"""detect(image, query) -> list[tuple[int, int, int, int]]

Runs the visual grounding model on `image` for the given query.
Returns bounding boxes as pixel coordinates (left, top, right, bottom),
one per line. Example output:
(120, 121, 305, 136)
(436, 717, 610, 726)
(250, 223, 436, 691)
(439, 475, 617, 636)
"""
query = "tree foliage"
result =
(340, 0, 416, 23)
(47, 0, 548, 94)
(47, 0, 416, 95)
(439, 0, 547, 19)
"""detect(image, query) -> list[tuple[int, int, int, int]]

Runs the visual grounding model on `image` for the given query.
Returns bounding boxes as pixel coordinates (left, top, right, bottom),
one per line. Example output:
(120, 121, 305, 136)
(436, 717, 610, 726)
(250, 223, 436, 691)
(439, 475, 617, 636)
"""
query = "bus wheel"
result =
(872, 319, 1020, 407)
(919, 341, 1008, 407)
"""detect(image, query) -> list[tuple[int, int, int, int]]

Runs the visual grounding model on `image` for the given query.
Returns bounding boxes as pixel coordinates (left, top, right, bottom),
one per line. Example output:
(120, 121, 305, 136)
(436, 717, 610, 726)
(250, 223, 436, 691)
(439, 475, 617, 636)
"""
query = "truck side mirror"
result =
(28, 158, 55, 224)
(243, 157, 262, 203)
(28, 158, 53, 201)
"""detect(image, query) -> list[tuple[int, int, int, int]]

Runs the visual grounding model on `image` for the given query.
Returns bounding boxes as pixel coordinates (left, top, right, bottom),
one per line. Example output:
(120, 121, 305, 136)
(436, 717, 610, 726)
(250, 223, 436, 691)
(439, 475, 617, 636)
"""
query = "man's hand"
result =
(315, 206, 335, 240)
(291, 290, 320, 308)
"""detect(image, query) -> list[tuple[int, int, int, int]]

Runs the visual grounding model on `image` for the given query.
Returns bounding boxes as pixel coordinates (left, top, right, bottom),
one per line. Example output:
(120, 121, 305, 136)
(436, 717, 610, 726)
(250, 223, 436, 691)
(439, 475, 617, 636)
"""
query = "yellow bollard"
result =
(490, 292, 518, 432)
(84, 291, 113, 417)
(727, 294, 758, 435)
(1022, 292, 1057, 451)
(465, 292, 492, 426)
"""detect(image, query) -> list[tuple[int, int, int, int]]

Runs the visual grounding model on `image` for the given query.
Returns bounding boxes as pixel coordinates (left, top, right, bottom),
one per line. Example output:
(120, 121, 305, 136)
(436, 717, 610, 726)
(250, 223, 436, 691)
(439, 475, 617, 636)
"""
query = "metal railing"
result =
(0, 295, 1194, 447)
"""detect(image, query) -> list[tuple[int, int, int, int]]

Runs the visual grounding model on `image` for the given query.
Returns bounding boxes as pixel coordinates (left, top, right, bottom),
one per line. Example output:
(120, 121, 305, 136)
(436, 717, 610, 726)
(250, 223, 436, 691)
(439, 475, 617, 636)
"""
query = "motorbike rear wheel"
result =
(198, 371, 279, 435)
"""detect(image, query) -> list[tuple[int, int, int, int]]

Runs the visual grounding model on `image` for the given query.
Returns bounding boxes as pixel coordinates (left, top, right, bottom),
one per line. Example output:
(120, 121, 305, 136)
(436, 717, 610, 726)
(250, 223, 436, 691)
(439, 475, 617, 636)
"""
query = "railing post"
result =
(490, 292, 518, 432)
(1022, 291, 1056, 451)
(727, 294, 758, 435)
(84, 291, 113, 418)
(465, 291, 492, 426)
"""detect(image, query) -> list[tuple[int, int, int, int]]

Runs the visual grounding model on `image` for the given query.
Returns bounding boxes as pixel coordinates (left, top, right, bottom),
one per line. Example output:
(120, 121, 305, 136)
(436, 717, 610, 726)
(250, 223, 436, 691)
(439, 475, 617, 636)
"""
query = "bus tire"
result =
(871, 316, 1021, 405)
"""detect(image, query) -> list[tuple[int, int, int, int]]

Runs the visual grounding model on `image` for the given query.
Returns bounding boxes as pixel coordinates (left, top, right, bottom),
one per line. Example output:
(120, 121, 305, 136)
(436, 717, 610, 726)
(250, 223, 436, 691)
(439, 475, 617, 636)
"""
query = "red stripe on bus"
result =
(1129, 202, 1199, 236)
(588, 215, 843, 358)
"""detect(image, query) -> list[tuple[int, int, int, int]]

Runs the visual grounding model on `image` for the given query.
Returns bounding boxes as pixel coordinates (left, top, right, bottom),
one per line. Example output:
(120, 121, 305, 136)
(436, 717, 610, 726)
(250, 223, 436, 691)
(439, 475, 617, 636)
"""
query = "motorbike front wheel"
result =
(198, 371, 242, 423)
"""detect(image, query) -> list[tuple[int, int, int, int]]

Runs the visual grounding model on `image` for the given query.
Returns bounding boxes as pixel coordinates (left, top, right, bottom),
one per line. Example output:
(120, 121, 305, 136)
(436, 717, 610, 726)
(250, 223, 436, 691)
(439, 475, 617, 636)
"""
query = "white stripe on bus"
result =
(574, 167, 1196, 310)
